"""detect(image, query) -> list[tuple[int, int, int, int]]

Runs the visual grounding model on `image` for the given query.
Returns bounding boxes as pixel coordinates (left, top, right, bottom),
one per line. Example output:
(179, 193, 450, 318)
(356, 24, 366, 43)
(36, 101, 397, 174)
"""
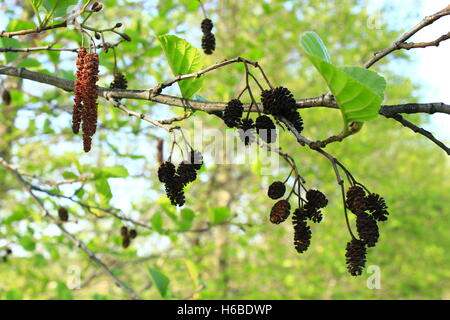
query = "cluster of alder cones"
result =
(344, 185, 389, 276)
(120, 226, 137, 248)
(223, 86, 303, 145)
(158, 149, 203, 207)
(201, 18, 216, 55)
(72, 47, 99, 152)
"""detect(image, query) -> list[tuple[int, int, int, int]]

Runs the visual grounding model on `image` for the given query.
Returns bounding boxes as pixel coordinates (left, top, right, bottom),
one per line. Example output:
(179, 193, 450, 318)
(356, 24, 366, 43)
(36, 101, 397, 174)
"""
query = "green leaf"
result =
(299, 31, 386, 123)
(4, 205, 28, 225)
(62, 171, 78, 179)
(19, 235, 36, 251)
(151, 211, 164, 233)
(16, 58, 41, 69)
(300, 31, 331, 63)
(209, 207, 231, 226)
(0, 38, 21, 63)
(7, 19, 36, 31)
(176, 208, 195, 231)
(148, 268, 170, 298)
(95, 178, 112, 203)
(184, 259, 200, 289)
(158, 35, 203, 99)
(56, 282, 73, 300)
(92, 165, 129, 179)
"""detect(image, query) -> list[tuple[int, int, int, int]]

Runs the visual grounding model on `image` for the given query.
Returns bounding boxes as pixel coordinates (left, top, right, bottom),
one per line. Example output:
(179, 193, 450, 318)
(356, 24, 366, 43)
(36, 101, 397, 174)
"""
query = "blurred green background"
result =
(0, 0, 449, 300)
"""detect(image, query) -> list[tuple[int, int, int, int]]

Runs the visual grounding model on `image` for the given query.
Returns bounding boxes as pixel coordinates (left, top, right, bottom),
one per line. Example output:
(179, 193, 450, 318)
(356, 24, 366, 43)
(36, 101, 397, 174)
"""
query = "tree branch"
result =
(364, 5, 450, 68)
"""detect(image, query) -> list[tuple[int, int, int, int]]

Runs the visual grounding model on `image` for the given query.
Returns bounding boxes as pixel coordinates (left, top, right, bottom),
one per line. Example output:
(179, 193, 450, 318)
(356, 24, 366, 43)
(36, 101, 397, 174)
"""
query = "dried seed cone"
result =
(306, 189, 328, 209)
(365, 193, 389, 221)
(177, 161, 197, 185)
(270, 199, 291, 224)
(261, 87, 296, 116)
(120, 226, 128, 237)
(110, 72, 128, 90)
(223, 99, 244, 128)
(58, 207, 69, 222)
(129, 229, 137, 239)
(2, 89, 11, 105)
(356, 212, 379, 247)
(293, 208, 312, 253)
(72, 47, 86, 134)
(238, 119, 255, 146)
(122, 236, 130, 249)
(345, 239, 367, 276)
(165, 177, 185, 207)
(346, 186, 367, 214)
(303, 204, 323, 223)
(202, 33, 216, 55)
(255, 115, 277, 143)
(158, 161, 176, 183)
(267, 181, 286, 200)
(201, 18, 213, 33)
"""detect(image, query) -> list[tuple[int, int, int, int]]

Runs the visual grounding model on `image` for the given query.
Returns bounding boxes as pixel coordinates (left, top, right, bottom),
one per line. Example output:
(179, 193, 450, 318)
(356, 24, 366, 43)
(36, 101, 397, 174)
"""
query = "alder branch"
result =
(364, 5, 450, 68)
(0, 21, 68, 38)
(0, 156, 142, 300)
(384, 114, 450, 155)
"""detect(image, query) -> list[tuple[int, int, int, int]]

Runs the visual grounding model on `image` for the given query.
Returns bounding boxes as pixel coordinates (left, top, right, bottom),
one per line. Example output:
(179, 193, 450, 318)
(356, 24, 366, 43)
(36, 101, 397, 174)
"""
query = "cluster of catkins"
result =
(201, 18, 216, 55)
(344, 186, 389, 276)
(223, 86, 303, 146)
(120, 226, 137, 249)
(72, 47, 99, 152)
(267, 181, 328, 254)
(158, 150, 203, 207)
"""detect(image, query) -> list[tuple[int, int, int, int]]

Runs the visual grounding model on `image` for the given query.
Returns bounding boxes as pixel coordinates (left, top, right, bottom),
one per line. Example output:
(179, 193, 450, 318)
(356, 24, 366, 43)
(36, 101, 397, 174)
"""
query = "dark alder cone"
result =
(6, 248, 12, 255)
(365, 193, 389, 222)
(356, 212, 379, 247)
(292, 208, 312, 253)
(270, 200, 291, 224)
(267, 181, 286, 200)
(129, 229, 137, 239)
(306, 189, 328, 209)
(177, 161, 197, 185)
(2, 89, 11, 105)
(202, 32, 216, 55)
(284, 109, 304, 133)
(261, 87, 296, 116)
(303, 203, 323, 223)
(120, 226, 128, 237)
(80, 52, 99, 152)
(223, 99, 244, 128)
(72, 47, 86, 134)
(110, 72, 128, 90)
(255, 115, 277, 143)
(58, 207, 69, 222)
(238, 118, 256, 146)
(201, 18, 213, 33)
(189, 150, 203, 171)
(345, 239, 367, 276)
(165, 177, 185, 207)
(122, 236, 130, 249)
(346, 186, 367, 214)
(158, 161, 176, 183)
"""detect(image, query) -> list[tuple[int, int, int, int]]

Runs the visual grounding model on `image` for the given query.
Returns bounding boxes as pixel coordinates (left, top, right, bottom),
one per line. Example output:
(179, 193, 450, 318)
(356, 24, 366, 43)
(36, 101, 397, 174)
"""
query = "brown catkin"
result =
(72, 47, 86, 134)
(80, 51, 99, 152)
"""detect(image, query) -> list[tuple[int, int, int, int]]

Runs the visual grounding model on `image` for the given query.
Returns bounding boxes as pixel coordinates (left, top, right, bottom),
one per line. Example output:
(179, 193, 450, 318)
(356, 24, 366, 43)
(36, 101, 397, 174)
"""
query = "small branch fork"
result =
(364, 5, 450, 69)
